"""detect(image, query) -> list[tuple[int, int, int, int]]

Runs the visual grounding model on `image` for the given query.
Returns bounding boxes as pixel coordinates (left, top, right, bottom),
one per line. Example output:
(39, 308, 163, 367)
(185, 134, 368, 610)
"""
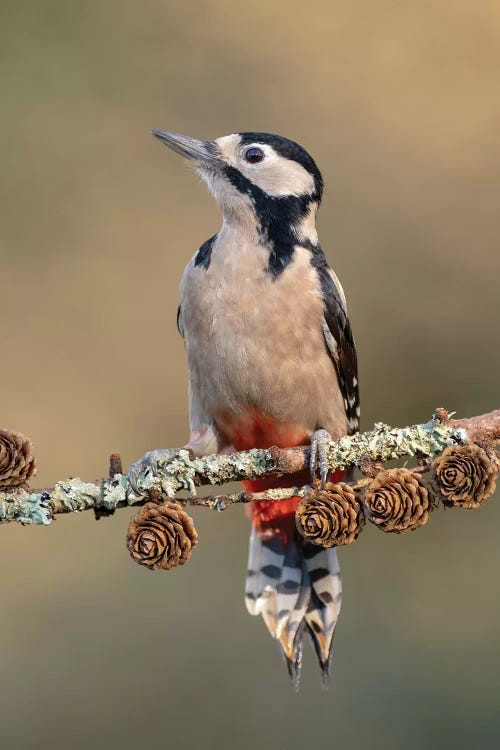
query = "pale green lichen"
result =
(0, 415, 471, 525)
(0, 491, 52, 525)
(191, 447, 271, 486)
(51, 478, 101, 513)
(130, 447, 274, 499)
(325, 419, 467, 470)
(264, 487, 308, 500)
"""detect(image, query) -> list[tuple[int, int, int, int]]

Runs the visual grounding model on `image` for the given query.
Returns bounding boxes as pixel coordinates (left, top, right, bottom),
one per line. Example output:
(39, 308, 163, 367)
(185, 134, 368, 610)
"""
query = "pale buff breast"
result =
(180, 229, 348, 440)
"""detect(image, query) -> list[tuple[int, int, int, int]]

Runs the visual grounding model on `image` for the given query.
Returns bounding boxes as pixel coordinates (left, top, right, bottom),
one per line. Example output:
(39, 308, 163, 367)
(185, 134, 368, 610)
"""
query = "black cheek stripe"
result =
(224, 165, 321, 278)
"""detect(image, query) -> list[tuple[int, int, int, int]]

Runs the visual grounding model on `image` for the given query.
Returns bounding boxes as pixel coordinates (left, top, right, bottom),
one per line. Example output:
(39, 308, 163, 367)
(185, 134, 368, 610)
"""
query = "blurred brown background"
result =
(1, 1, 499, 748)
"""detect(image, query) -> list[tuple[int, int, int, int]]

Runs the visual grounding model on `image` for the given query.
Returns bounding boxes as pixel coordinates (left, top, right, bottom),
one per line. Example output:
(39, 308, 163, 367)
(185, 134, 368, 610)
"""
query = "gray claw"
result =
(309, 429, 331, 489)
(127, 449, 177, 495)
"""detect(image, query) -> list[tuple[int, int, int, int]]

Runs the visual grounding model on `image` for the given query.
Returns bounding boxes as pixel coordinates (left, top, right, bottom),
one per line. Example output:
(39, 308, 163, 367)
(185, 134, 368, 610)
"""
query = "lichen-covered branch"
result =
(0, 408, 498, 525)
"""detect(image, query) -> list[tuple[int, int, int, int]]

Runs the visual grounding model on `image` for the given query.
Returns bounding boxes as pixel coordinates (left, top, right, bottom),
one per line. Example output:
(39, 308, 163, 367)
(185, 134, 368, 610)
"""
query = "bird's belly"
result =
(185, 298, 341, 441)
(181, 243, 347, 441)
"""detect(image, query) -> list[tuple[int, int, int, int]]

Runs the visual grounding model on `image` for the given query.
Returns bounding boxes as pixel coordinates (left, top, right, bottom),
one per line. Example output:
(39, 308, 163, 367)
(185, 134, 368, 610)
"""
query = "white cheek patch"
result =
(214, 135, 316, 197)
(240, 149, 315, 197)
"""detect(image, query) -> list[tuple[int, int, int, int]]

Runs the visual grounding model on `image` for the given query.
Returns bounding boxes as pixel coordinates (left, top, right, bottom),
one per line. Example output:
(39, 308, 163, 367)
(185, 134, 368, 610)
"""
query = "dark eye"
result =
(244, 147, 265, 164)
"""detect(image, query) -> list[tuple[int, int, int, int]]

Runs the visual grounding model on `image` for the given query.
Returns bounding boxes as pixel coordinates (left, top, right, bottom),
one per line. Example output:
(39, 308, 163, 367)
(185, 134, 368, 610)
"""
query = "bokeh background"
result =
(1, 1, 499, 748)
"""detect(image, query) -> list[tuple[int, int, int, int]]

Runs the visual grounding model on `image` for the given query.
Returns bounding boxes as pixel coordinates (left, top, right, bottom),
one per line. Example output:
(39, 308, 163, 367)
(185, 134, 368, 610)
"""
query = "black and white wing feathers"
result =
(311, 250, 360, 435)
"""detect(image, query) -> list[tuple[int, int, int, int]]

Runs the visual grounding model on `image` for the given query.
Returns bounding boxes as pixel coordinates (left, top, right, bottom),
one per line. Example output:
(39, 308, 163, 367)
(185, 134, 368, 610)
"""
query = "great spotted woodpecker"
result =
(130, 129, 360, 686)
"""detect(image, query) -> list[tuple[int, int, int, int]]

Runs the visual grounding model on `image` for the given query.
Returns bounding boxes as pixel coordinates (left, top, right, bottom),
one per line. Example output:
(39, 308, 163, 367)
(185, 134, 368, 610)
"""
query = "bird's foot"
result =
(127, 448, 178, 495)
(309, 429, 332, 489)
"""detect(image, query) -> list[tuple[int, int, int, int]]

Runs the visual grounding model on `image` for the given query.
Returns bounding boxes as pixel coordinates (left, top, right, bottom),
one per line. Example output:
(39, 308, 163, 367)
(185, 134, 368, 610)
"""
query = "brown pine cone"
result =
(0, 428, 36, 489)
(126, 500, 198, 570)
(363, 468, 432, 534)
(431, 444, 498, 509)
(295, 483, 365, 547)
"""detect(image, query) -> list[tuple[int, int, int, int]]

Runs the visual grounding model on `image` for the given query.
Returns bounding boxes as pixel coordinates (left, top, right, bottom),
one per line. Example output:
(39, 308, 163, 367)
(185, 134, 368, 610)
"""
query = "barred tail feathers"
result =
(244, 477, 343, 687)
(303, 544, 342, 683)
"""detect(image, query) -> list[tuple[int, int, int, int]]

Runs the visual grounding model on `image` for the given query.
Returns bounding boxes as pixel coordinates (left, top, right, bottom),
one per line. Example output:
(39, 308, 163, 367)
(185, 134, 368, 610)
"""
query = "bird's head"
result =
(152, 129, 323, 240)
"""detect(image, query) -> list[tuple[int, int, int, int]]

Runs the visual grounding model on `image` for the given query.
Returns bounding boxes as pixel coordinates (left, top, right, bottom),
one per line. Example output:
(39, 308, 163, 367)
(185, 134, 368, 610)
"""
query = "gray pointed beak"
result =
(152, 129, 218, 163)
